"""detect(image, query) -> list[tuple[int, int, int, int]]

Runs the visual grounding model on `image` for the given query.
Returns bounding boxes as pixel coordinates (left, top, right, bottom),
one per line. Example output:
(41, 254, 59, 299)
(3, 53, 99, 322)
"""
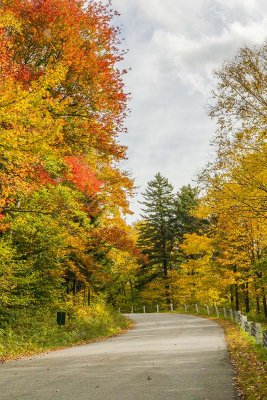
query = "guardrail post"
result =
(255, 323, 262, 344)
(234, 311, 238, 321)
(223, 307, 227, 318)
(195, 304, 199, 313)
(143, 306, 146, 313)
(184, 304, 187, 312)
(235, 310, 241, 323)
(156, 304, 159, 313)
(247, 321, 252, 335)
(244, 321, 251, 334)
(170, 303, 173, 312)
(131, 305, 134, 314)
(206, 305, 210, 315)
(240, 315, 247, 330)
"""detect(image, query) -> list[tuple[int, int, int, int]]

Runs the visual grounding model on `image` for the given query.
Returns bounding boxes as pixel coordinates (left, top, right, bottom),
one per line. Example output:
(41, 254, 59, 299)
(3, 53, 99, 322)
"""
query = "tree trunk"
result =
(230, 285, 234, 308)
(72, 277, 76, 296)
(65, 272, 71, 294)
(129, 279, 134, 304)
(163, 253, 171, 306)
(262, 288, 267, 319)
(244, 282, 250, 314)
(256, 296, 261, 315)
(87, 287, 91, 306)
(164, 278, 171, 307)
(235, 284, 239, 311)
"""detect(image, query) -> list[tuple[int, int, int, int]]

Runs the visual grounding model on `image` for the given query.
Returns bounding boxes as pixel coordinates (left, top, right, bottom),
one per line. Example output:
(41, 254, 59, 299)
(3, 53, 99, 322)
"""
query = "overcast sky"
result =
(111, 0, 267, 222)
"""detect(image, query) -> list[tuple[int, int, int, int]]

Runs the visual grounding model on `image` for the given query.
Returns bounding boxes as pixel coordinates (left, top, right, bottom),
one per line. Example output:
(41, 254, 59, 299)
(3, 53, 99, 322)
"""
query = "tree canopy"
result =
(0, 0, 140, 322)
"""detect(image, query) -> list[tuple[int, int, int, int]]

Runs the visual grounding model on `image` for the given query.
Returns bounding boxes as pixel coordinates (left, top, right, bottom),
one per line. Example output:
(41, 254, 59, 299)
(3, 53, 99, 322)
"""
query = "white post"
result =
(247, 321, 252, 335)
(170, 303, 173, 312)
(156, 304, 159, 313)
(235, 310, 241, 323)
(131, 305, 134, 314)
(215, 305, 219, 317)
(206, 305, 210, 315)
(184, 304, 187, 312)
(143, 305, 146, 313)
(255, 323, 262, 344)
(241, 315, 247, 330)
(223, 307, 227, 318)
(195, 304, 199, 313)
(263, 330, 267, 348)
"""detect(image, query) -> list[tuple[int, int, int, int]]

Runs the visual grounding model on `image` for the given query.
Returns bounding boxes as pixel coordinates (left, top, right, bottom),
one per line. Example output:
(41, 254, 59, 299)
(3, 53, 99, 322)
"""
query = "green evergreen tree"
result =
(137, 177, 207, 307)
(138, 173, 177, 305)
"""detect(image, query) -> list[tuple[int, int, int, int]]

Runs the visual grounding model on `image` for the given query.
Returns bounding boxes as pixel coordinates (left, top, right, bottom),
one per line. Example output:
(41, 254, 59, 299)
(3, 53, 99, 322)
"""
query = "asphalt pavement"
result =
(0, 313, 238, 400)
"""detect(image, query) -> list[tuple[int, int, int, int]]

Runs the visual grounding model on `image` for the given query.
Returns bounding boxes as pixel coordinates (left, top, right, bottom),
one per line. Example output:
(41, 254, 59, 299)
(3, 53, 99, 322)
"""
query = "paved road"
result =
(0, 314, 237, 400)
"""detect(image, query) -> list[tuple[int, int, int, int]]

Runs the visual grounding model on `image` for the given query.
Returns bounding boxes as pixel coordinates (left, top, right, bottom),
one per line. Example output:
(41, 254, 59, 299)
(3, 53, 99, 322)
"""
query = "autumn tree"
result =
(195, 41, 267, 317)
(175, 186, 204, 234)
(170, 233, 223, 306)
(0, 0, 132, 210)
(209, 43, 267, 146)
(0, 0, 139, 322)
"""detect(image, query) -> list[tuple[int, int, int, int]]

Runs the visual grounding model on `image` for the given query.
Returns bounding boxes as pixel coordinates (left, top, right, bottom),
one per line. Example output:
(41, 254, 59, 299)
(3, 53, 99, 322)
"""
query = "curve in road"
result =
(0, 313, 237, 400)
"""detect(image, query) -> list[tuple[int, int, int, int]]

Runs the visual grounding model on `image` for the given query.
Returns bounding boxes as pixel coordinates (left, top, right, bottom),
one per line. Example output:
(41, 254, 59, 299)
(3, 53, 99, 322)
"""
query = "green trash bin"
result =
(56, 311, 66, 326)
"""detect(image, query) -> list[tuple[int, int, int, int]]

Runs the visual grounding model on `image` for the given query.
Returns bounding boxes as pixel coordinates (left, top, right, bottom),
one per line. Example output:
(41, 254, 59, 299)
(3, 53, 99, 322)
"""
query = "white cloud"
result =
(111, 0, 267, 221)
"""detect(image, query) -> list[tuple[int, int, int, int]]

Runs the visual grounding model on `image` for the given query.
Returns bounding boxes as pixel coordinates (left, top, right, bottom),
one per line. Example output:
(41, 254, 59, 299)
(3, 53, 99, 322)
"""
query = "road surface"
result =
(0, 313, 237, 400)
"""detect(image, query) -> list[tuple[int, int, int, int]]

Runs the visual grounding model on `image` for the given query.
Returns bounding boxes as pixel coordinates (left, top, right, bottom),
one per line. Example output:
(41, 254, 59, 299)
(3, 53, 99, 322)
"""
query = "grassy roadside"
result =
(0, 304, 133, 362)
(214, 318, 267, 400)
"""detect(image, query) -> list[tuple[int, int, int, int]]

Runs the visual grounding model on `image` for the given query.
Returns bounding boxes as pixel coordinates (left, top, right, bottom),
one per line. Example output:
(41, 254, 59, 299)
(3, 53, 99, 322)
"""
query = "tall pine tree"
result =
(138, 173, 177, 305)
(137, 176, 206, 307)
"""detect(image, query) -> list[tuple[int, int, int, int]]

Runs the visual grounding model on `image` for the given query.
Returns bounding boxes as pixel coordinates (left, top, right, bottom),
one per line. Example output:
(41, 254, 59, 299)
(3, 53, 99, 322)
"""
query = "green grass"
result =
(0, 304, 132, 361)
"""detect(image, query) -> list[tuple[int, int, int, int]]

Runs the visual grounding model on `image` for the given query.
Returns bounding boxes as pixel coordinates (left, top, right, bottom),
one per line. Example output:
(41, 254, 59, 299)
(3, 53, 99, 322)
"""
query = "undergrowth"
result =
(0, 303, 132, 362)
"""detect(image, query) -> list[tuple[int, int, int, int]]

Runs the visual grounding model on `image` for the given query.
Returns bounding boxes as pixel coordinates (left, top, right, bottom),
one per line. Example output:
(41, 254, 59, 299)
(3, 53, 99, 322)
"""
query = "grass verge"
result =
(217, 319, 267, 400)
(0, 304, 133, 362)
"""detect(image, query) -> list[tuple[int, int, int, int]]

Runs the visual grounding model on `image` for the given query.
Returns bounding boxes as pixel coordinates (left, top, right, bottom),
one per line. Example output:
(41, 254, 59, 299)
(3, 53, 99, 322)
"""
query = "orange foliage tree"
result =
(0, 0, 139, 312)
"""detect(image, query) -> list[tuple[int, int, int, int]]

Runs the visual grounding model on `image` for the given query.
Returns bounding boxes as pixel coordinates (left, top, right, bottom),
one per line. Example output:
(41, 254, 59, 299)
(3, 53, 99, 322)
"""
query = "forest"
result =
(134, 44, 267, 319)
(0, 0, 266, 359)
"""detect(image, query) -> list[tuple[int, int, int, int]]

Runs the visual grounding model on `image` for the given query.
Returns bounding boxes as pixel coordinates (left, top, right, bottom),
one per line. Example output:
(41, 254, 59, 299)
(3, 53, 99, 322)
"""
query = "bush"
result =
(0, 303, 131, 361)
